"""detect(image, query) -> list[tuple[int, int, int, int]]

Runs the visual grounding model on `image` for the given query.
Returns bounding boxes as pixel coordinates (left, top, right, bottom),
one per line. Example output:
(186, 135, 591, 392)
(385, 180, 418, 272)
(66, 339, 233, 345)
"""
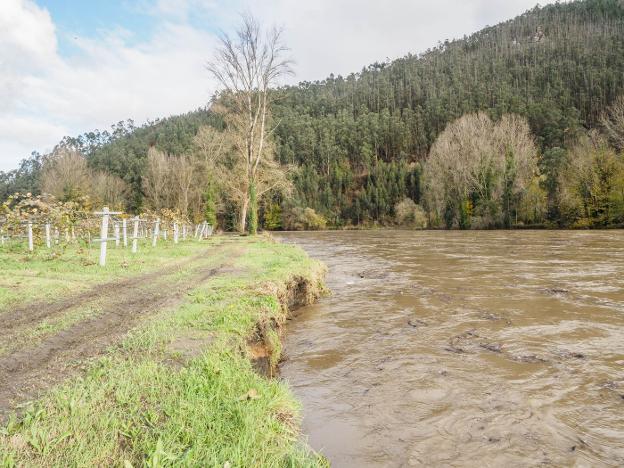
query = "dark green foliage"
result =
(540, 147, 569, 223)
(263, 202, 283, 230)
(0, 152, 43, 200)
(268, 0, 624, 226)
(145, 0, 624, 230)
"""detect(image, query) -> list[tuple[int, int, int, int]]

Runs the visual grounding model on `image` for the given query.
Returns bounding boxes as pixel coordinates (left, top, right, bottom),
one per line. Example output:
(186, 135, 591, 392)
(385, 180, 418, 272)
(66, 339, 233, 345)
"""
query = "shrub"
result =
(282, 206, 327, 231)
(394, 198, 427, 228)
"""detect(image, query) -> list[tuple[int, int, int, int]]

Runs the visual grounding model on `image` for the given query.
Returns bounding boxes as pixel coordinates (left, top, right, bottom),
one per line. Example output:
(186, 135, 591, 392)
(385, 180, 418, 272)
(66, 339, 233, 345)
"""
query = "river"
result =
(275, 230, 624, 467)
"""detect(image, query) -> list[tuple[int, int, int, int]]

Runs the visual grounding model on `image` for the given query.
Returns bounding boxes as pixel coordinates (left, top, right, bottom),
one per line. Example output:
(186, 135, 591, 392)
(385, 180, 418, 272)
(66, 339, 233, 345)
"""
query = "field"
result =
(0, 236, 326, 467)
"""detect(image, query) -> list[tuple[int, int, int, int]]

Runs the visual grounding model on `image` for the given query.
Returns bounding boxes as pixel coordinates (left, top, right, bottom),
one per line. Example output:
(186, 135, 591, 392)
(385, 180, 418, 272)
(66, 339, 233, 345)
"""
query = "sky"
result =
(0, 0, 556, 172)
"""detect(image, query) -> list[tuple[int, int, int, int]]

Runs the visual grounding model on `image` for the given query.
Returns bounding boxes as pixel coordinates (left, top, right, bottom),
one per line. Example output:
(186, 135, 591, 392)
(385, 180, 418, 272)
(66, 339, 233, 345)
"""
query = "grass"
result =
(0, 236, 327, 467)
(0, 238, 222, 312)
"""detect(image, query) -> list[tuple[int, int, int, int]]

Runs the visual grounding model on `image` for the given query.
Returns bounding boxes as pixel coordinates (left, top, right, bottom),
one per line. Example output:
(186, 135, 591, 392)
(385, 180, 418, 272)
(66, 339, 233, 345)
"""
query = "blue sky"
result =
(42, 0, 229, 56)
(43, 1, 155, 55)
(0, 0, 554, 171)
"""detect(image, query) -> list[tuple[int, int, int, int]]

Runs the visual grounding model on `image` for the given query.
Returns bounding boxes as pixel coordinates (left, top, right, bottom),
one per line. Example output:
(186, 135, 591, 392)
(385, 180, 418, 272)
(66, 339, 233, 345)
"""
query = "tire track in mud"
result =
(1, 248, 226, 334)
(0, 245, 242, 422)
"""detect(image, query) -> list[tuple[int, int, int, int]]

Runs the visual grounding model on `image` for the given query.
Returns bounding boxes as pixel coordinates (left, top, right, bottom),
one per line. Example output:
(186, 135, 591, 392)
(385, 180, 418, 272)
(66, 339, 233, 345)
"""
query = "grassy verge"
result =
(0, 236, 327, 467)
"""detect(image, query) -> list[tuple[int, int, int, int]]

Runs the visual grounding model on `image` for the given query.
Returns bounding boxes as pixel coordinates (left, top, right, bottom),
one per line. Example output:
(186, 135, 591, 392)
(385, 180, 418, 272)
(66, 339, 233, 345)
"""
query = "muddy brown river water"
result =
(275, 230, 624, 467)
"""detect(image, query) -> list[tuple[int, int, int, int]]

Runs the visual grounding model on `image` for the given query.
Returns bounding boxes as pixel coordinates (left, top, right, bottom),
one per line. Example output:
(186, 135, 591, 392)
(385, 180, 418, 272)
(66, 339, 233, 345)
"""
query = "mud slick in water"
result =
(277, 230, 624, 467)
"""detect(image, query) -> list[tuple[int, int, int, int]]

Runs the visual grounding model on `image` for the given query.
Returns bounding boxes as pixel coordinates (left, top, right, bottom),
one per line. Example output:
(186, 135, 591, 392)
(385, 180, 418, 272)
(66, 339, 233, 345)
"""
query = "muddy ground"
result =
(0, 246, 240, 422)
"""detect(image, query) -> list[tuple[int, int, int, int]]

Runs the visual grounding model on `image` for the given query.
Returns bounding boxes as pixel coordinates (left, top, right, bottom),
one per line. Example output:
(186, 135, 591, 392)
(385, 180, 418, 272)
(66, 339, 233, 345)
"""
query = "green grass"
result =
(0, 236, 327, 467)
(0, 238, 223, 312)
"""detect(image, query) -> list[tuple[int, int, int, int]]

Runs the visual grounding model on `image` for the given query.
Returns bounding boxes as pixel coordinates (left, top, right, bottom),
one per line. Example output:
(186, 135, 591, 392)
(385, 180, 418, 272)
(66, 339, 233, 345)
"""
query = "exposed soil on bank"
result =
(249, 274, 327, 378)
(0, 246, 240, 422)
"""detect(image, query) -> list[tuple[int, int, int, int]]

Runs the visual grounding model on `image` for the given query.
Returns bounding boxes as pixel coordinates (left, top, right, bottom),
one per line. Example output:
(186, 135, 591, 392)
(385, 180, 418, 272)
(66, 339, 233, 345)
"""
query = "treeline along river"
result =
(276, 230, 624, 467)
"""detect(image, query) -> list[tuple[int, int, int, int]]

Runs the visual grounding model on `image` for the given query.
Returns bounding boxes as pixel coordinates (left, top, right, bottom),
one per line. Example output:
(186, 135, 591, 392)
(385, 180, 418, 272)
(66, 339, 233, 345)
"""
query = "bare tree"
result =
(193, 121, 292, 229)
(41, 148, 92, 201)
(91, 172, 129, 209)
(143, 147, 173, 211)
(172, 154, 198, 217)
(207, 13, 293, 233)
(194, 125, 226, 166)
(601, 95, 624, 152)
(424, 113, 538, 227)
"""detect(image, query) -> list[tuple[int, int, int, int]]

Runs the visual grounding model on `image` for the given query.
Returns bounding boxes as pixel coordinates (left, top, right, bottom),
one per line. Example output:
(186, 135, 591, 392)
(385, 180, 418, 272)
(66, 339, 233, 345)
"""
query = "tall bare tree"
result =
(207, 13, 293, 233)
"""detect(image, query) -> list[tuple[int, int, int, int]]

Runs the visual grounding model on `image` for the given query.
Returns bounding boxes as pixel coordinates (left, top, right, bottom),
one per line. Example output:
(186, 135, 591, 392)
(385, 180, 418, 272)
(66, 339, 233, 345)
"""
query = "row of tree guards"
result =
(0, 206, 213, 266)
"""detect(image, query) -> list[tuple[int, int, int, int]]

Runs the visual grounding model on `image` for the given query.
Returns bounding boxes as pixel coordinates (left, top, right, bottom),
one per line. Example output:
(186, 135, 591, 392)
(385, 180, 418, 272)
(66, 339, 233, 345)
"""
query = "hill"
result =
(2, 0, 624, 228)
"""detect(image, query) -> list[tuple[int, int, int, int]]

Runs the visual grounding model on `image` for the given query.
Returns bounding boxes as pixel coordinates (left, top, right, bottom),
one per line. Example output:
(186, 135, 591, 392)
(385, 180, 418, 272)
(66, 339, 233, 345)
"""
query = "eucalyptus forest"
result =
(2, 0, 624, 230)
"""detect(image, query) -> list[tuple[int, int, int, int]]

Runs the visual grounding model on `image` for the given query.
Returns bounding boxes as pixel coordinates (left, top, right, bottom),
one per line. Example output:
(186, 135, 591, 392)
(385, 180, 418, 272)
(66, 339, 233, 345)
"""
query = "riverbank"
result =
(0, 236, 327, 466)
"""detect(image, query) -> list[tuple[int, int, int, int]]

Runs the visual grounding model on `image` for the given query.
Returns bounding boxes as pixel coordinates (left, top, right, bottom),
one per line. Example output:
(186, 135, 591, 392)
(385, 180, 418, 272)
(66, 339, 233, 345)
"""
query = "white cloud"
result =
(249, 0, 552, 82)
(0, 0, 218, 171)
(0, 0, 552, 172)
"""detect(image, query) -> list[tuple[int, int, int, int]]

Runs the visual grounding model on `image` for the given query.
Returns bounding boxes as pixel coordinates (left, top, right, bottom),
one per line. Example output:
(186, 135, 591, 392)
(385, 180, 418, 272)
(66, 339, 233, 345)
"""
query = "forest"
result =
(2, 0, 624, 230)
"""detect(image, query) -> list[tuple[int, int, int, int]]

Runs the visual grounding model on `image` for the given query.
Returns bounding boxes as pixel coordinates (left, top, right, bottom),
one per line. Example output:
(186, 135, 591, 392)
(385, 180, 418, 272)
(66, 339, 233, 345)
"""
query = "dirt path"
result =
(0, 245, 240, 422)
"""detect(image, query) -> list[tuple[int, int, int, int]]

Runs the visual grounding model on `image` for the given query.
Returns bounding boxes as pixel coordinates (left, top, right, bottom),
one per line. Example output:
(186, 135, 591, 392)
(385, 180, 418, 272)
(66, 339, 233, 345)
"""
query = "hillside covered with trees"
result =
(2, 0, 624, 230)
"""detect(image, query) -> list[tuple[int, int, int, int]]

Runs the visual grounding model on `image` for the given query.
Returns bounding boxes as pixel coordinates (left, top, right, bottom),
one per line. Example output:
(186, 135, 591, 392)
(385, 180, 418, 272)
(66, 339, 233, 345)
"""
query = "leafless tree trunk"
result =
(207, 13, 293, 233)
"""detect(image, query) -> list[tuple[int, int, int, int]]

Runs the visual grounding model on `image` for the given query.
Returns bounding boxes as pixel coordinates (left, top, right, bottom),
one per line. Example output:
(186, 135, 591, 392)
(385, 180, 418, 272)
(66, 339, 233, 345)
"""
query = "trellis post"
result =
(93, 207, 121, 266)
(131, 217, 139, 253)
(152, 218, 160, 247)
(122, 219, 128, 247)
(114, 222, 120, 247)
(97, 207, 110, 266)
(27, 222, 33, 251)
(45, 222, 51, 248)
(199, 221, 207, 240)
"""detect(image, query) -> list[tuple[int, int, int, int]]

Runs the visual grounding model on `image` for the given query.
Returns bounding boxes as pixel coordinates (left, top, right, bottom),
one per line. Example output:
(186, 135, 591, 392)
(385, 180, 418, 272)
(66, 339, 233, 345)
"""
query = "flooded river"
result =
(276, 230, 624, 467)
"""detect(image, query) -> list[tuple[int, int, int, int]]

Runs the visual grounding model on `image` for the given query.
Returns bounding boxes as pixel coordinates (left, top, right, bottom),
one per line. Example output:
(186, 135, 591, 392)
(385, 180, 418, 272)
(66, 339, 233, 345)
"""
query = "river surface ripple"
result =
(276, 230, 624, 467)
